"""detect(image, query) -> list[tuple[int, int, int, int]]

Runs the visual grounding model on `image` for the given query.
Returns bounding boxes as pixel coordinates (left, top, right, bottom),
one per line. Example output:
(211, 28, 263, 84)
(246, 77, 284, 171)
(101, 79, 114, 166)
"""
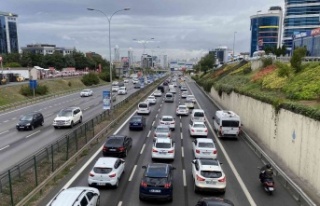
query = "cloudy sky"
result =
(3, 0, 283, 61)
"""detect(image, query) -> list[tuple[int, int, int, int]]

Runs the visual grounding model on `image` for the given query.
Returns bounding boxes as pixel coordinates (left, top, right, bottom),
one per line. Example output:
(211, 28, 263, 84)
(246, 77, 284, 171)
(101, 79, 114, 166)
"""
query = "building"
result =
(85, 51, 102, 59)
(213, 47, 228, 64)
(21, 44, 73, 55)
(283, 0, 320, 53)
(292, 27, 320, 56)
(128, 48, 133, 69)
(0, 11, 19, 54)
(250, 6, 283, 56)
(161, 55, 168, 69)
(114, 45, 120, 61)
(141, 54, 153, 69)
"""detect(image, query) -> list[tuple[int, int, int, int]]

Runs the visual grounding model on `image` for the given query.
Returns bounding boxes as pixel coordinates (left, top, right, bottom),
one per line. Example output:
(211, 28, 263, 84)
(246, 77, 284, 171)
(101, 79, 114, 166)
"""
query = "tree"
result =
(64, 54, 76, 68)
(199, 52, 215, 74)
(290, 47, 307, 73)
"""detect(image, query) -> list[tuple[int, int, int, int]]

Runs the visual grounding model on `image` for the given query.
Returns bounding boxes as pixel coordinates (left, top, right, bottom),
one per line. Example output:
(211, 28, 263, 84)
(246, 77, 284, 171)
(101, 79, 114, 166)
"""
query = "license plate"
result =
(20, 126, 24, 128)
(203, 152, 211, 155)
(159, 152, 167, 154)
(149, 189, 161, 193)
(109, 149, 116, 151)
(97, 182, 106, 186)
(166, 123, 170, 125)
(206, 181, 216, 185)
(133, 123, 138, 125)
(196, 130, 202, 132)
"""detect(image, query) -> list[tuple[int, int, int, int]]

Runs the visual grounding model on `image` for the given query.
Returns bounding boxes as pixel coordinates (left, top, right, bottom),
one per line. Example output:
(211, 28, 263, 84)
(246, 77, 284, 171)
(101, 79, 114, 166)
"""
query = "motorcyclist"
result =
(259, 163, 273, 182)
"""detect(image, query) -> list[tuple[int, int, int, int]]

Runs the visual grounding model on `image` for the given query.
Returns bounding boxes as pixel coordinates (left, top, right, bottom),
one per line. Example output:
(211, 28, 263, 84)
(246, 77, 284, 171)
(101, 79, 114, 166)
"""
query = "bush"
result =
(81, 72, 100, 86)
(262, 57, 273, 68)
(20, 84, 49, 96)
(243, 67, 252, 74)
(290, 47, 307, 73)
(275, 61, 291, 77)
(99, 71, 111, 82)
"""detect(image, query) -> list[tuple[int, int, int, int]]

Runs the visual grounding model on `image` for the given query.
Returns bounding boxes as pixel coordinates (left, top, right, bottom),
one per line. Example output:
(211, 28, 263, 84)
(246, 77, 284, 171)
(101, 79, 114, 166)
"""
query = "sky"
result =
(3, 0, 284, 61)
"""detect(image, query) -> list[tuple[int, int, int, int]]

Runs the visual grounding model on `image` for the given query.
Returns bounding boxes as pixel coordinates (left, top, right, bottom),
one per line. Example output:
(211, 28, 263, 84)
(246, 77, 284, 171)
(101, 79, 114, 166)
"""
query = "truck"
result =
(2, 70, 30, 80)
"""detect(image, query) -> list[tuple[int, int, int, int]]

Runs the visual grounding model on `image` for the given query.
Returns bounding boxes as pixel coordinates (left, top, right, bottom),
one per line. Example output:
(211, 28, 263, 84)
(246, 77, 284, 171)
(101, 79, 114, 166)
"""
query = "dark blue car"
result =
(139, 163, 175, 202)
(129, 115, 146, 130)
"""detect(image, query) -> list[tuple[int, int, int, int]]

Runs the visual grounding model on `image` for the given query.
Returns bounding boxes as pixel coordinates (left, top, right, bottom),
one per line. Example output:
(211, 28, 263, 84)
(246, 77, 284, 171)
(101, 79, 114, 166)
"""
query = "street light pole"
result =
(87, 7, 130, 110)
(232, 31, 237, 61)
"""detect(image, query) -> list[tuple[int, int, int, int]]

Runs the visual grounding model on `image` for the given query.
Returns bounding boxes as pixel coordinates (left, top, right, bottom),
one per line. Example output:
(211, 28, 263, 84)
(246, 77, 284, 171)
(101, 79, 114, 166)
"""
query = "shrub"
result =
(68, 81, 72, 87)
(262, 57, 273, 68)
(19, 84, 49, 96)
(99, 71, 111, 82)
(81, 72, 100, 86)
(290, 47, 307, 73)
(243, 67, 252, 74)
(251, 65, 276, 82)
(275, 61, 291, 77)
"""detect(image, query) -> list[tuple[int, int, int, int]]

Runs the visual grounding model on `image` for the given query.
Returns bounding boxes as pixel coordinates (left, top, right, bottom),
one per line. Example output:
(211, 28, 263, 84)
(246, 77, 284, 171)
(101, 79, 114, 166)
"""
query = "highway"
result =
(0, 81, 139, 174)
(41, 76, 299, 206)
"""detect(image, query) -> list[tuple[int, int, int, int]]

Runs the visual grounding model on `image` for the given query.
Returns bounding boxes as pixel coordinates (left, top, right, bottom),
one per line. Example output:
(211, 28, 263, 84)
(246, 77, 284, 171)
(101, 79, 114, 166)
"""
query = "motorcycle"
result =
(258, 167, 275, 195)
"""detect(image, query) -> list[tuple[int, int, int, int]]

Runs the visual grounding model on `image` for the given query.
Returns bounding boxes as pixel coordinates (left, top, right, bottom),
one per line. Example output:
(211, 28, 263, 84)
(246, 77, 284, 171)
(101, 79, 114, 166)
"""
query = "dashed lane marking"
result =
(140, 144, 146, 154)
(181, 147, 184, 158)
(117, 201, 123, 206)
(147, 130, 151, 138)
(129, 165, 137, 182)
(0, 145, 10, 151)
(181, 132, 183, 140)
(183, 169, 187, 187)
(26, 130, 40, 138)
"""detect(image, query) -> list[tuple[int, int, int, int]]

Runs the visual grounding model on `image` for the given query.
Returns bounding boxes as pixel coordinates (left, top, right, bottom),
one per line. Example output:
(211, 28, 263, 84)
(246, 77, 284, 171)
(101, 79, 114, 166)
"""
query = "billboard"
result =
(103, 90, 111, 110)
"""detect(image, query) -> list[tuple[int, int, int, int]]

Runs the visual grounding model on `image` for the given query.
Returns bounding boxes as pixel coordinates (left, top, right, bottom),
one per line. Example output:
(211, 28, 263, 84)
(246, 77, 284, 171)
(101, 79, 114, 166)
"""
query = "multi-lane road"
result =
(39, 76, 299, 206)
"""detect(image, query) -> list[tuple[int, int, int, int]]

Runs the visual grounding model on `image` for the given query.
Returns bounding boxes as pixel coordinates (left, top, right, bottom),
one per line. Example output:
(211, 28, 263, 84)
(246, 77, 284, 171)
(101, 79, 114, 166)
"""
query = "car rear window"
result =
(106, 138, 123, 146)
(222, 121, 239, 127)
(201, 171, 222, 178)
(194, 112, 204, 117)
(146, 166, 168, 177)
(179, 106, 187, 109)
(139, 103, 148, 108)
(156, 143, 171, 148)
(193, 124, 206, 128)
(93, 167, 112, 174)
(145, 177, 167, 185)
(166, 94, 173, 98)
(162, 117, 173, 121)
(198, 143, 214, 148)
(131, 117, 142, 122)
(156, 127, 169, 132)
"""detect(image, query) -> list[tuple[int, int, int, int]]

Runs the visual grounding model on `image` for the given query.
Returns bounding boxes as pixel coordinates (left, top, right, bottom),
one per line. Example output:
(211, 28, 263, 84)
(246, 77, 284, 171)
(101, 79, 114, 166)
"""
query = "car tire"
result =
(40, 121, 44, 126)
(139, 195, 144, 201)
(194, 180, 199, 193)
(79, 116, 82, 123)
(70, 121, 74, 128)
(30, 125, 34, 130)
(54, 126, 58, 129)
(221, 189, 226, 195)
(124, 149, 128, 157)
(96, 197, 100, 206)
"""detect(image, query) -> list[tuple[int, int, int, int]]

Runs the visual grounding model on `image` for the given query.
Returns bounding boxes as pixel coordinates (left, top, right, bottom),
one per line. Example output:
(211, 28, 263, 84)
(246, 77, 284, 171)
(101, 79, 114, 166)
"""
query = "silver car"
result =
(80, 89, 93, 97)
(154, 125, 171, 139)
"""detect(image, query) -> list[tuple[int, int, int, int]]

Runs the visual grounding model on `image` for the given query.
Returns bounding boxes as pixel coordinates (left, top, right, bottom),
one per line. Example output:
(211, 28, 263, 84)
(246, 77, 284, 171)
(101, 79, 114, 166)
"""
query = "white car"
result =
(189, 120, 208, 137)
(112, 81, 119, 86)
(153, 90, 162, 97)
(80, 89, 93, 97)
(159, 115, 175, 130)
(117, 86, 127, 95)
(186, 95, 196, 103)
(112, 85, 119, 92)
(137, 102, 151, 115)
(192, 138, 217, 159)
(185, 99, 195, 109)
(176, 105, 189, 116)
(124, 79, 129, 83)
(53, 107, 83, 128)
(181, 91, 188, 98)
(88, 157, 125, 188)
(192, 158, 226, 193)
(132, 78, 139, 84)
(154, 125, 171, 139)
(146, 95, 157, 105)
(151, 138, 175, 160)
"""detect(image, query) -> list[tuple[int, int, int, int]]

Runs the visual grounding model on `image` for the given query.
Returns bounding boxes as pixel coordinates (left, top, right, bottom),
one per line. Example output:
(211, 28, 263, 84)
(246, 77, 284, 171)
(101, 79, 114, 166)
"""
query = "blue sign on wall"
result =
(103, 90, 111, 110)
(29, 80, 37, 89)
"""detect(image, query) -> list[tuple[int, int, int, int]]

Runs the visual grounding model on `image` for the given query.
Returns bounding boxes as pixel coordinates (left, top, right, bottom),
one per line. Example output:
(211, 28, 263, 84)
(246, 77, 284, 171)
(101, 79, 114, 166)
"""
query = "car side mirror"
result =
(142, 166, 147, 169)
(212, 116, 215, 119)
(121, 159, 125, 163)
(171, 166, 176, 170)
(192, 160, 196, 164)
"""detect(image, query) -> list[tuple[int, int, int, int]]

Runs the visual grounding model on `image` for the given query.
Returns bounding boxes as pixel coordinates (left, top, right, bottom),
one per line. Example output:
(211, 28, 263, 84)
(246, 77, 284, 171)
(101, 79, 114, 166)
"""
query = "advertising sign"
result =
(139, 77, 145, 88)
(29, 80, 37, 89)
(103, 90, 111, 110)
(311, 28, 320, 36)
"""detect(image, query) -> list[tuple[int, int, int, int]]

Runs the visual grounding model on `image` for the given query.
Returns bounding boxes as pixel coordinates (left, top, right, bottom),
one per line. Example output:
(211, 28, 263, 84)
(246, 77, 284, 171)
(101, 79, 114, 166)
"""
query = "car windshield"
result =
(156, 127, 169, 132)
(20, 115, 33, 121)
(222, 121, 239, 127)
(166, 95, 173, 98)
(58, 110, 73, 117)
(162, 117, 173, 121)
(82, 89, 90, 92)
(198, 143, 214, 148)
(145, 177, 167, 185)
(93, 167, 112, 174)
(193, 124, 206, 128)
(201, 171, 222, 178)
(148, 97, 154, 100)
(156, 143, 171, 148)
(106, 138, 123, 146)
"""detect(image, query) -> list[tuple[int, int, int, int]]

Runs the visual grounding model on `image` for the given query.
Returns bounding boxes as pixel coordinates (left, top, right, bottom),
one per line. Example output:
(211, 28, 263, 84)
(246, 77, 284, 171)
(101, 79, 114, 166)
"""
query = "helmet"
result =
(266, 163, 272, 169)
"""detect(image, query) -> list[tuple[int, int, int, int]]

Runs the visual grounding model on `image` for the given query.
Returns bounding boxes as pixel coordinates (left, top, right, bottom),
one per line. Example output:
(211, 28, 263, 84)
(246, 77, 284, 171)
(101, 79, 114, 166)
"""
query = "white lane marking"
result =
(152, 121, 155, 126)
(140, 144, 146, 154)
(158, 108, 160, 112)
(113, 112, 136, 135)
(180, 116, 181, 120)
(0, 130, 9, 135)
(147, 130, 151, 138)
(3, 120, 9, 123)
(11, 117, 16, 120)
(181, 147, 184, 158)
(129, 165, 137, 182)
(180, 122, 182, 128)
(155, 114, 158, 118)
(181, 133, 183, 140)
(26, 130, 40, 138)
(117, 201, 123, 206)
(83, 107, 90, 111)
(0, 145, 10, 151)
(183, 169, 187, 187)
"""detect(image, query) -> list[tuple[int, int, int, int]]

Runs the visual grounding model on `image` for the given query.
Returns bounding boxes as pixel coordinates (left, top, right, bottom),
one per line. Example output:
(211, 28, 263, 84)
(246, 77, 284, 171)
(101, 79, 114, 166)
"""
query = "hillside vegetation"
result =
(193, 60, 320, 120)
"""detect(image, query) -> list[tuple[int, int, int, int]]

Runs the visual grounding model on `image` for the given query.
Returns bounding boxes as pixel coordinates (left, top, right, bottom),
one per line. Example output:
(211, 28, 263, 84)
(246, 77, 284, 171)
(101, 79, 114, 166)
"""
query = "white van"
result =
(191, 109, 205, 122)
(212, 110, 241, 138)
(169, 87, 176, 94)
(137, 102, 151, 114)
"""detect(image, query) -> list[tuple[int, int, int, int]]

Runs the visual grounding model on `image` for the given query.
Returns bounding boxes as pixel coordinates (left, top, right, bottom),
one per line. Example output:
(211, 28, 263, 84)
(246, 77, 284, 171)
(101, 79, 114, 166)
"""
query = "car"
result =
(185, 99, 195, 109)
(102, 135, 132, 157)
(176, 105, 189, 116)
(154, 125, 171, 139)
(152, 138, 175, 160)
(88, 157, 125, 188)
(112, 81, 119, 86)
(146, 95, 157, 105)
(53, 107, 82, 128)
(164, 93, 174, 103)
(189, 120, 208, 137)
(181, 91, 189, 98)
(117, 86, 127, 95)
(192, 138, 217, 159)
(16, 112, 44, 131)
(124, 79, 129, 83)
(139, 163, 175, 201)
(192, 158, 226, 193)
(129, 115, 146, 130)
(137, 102, 151, 115)
(180, 86, 187, 91)
(191, 109, 205, 122)
(132, 78, 139, 84)
(112, 85, 119, 92)
(157, 85, 165, 93)
(153, 90, 162, 97)
(186, 95, 196, 103)
(159, 115, 175, 130)
(46, 187, 100, 206)
(80, 89, 93, 97)
(195, 197, 234, 206)
(134, 83, 141, 89)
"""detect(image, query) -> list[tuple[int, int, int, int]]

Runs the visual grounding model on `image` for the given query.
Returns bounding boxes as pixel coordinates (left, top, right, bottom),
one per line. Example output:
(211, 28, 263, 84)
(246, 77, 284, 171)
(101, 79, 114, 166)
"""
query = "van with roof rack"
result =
(212, 110, 241, 139)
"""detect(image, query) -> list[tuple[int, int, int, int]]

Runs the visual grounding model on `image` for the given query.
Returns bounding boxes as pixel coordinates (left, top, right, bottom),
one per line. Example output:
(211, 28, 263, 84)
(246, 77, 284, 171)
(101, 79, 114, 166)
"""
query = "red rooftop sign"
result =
(311, 28, 320, 36)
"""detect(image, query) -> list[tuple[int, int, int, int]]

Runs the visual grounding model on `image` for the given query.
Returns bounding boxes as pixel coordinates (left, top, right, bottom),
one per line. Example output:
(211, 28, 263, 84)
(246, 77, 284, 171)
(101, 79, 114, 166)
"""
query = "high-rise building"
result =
(162, 55, 168, 69)
(0, 11, 19, 54)
(250, 6, 283, 56)
(214, 47, 228, 64)
(128, 48, 133, 68)
(114, 45, 120, 61)
(283, 0, 320, 53)
(141, 54, 152, 69)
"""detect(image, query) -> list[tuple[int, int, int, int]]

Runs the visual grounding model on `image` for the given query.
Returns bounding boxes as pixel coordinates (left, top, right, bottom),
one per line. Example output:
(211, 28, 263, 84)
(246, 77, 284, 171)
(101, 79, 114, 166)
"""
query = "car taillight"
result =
(168, 133, 171, 137)
(196, 149, 200, 154)
(102, 146, 108, 152)
(164, 183, 171, 188)
(204, 129, 208, 133)
(196, 175, 205, 181)
(140, 181, 147, 188)
(213, 150, 217, 154)
(109, 173, 116, 178)
(171, 122, 175, 124)
(89, 172, 94, 177)
(118, 147, 125, 152)
(220, 126, 222, 134)
(218, 176, 226, 183)
(191, 129, 195, 132)
(152, 148, 158, 153)
(168, 149, 174, 153)
(154, 133, 157, 137)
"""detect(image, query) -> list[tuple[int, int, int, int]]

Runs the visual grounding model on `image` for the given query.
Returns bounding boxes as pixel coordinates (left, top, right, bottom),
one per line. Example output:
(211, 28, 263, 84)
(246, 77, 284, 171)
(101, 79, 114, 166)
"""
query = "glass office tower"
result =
(0, 11, 19, 54)
(250, 7, 283, 56)
(283, 0, 320, 53)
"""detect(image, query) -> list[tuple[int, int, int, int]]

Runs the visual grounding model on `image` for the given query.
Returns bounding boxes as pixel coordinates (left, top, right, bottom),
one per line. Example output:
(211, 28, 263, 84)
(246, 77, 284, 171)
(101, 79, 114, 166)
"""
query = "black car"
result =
(195, 197, 234, 206)
(139, 163, 175, 202)
(157, 85, 165, 93)
(129, 115, 146, 130)
(16, 112, 44, 131)
(102, 135, 132, 157)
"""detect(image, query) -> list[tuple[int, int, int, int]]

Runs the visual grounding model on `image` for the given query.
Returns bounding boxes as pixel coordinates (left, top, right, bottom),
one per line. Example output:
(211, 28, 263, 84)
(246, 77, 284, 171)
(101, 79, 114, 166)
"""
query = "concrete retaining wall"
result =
(209, 87, 320, 194)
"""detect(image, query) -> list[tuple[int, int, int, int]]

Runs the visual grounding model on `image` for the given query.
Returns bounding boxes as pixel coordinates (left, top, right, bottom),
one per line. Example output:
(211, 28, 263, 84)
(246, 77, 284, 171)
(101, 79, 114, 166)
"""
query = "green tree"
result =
(64, 54, 76, 69)
(290, 47, 307, 73)
(2, 53, 20, 64)
(198, 52, 215, 74)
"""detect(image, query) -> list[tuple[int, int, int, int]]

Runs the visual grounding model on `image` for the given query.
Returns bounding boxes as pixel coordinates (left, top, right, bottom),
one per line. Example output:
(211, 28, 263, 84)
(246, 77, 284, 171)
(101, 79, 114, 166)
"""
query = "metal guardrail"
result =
(192, 79, 316, 206)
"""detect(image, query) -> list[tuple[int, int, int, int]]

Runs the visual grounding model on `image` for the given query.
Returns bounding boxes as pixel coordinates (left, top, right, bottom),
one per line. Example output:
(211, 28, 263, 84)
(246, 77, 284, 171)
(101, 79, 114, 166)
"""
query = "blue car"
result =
(139, 163, 175, 202)
(129, 115, 146, 130)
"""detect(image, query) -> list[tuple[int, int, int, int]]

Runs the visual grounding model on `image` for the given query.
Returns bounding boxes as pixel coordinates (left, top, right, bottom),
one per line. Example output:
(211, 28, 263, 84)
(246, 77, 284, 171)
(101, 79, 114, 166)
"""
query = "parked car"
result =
(53, 107, 82, 128)
(189, 120, 208, 137)
(176, 105, 189, 116)
(80, 89, 93, 97)
(195, 197, 234, 206)
(16, 112, 44, 131)
(152, 138, 175, 161)
(102, 135, 132, 157)
(88, 157, 125, 188)
(129, 115, 146, 130)
(192, 158, 226, 194)
(159, 115, 175, 130)
(154, 125, 171, 139)
(139, 163, 175, 202)
(46, 187, 100, 206)
(192, 138, 217, 159)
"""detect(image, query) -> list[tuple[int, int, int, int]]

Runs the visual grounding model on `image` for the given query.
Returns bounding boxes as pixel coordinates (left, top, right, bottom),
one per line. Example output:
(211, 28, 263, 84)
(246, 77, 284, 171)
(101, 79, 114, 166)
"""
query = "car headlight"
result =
(26, 123, 30, 126)
(16, 124, 19, 126)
